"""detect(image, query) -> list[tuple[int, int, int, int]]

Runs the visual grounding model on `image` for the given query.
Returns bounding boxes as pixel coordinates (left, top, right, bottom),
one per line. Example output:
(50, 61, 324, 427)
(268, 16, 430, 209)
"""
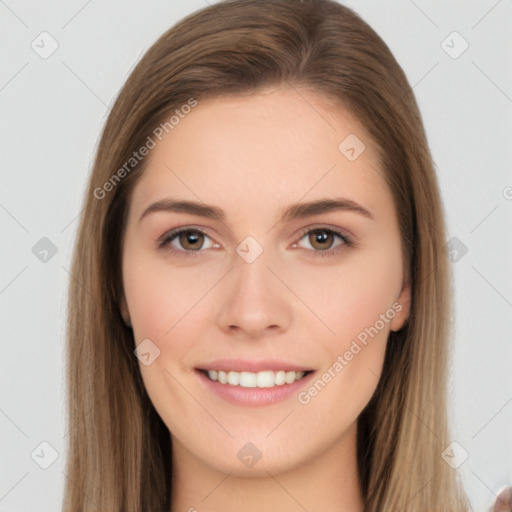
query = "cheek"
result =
(288, 246, 400, 408)
(288, 246, 402, 345)
(123, 259, 211, 435)
(295, 269, 394, 431)
(123, 254, 221, 341)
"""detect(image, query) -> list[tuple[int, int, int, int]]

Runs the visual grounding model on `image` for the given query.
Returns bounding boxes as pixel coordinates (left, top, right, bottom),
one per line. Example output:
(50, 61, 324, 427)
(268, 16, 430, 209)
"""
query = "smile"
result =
(202, 369, 312, 388)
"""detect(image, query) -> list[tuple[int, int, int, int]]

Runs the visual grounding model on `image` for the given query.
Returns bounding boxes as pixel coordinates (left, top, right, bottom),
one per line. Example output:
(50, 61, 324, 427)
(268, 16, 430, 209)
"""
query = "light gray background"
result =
(0, 1, 511, 511)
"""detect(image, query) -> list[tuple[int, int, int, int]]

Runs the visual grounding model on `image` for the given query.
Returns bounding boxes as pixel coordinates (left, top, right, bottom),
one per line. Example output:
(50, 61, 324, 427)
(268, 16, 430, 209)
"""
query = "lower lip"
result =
(196, 370, 316, 406)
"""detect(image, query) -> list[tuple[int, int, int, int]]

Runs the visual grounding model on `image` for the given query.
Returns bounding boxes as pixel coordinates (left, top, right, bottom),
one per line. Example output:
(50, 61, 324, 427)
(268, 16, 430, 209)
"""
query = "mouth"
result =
(198, 368, 314, 388)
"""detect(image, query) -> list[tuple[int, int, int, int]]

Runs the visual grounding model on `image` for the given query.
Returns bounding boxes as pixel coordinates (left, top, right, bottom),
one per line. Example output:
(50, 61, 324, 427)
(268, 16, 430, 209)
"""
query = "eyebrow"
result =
(138, 197, 374, 224)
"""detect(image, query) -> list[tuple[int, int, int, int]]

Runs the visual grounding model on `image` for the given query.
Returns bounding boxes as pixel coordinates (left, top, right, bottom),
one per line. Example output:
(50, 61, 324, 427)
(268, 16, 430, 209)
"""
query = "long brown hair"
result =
(63, 0, 471, 510)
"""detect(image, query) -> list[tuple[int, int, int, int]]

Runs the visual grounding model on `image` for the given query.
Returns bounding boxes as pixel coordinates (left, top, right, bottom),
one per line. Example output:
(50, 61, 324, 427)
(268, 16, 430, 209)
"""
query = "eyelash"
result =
(157, 226, 355, 259)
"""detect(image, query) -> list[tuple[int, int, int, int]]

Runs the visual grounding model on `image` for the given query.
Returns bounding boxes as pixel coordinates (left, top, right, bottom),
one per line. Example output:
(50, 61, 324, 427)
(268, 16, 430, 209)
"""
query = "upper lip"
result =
(196, 359, 314, 373)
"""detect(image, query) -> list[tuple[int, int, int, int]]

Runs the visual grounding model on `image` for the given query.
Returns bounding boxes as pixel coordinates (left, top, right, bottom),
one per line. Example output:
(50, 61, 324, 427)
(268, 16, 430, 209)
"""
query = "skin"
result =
(119, 84, 411, 512)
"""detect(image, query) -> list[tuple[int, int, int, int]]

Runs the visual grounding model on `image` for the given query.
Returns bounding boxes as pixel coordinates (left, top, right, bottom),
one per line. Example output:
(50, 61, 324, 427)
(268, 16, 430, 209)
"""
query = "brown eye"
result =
(308, 229, 335, 250)
(179, 230, 204, 250)
(294, 227, 351, 257)
(158, 227, 217, 256)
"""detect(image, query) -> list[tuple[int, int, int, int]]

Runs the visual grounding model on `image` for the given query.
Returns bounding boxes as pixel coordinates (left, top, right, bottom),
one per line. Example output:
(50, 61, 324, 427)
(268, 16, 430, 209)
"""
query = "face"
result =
(119, 85, 410, 477)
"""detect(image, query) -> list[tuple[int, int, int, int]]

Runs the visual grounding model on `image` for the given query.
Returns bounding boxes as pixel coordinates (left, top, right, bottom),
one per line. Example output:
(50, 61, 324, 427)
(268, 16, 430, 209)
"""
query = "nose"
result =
(215, 247, 293, 339)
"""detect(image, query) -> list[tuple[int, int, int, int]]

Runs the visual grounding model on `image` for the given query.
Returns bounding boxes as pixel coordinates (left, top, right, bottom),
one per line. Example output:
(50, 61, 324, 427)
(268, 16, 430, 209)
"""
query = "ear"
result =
(119, 294, 132, 327)
(390, 280, 411, 332)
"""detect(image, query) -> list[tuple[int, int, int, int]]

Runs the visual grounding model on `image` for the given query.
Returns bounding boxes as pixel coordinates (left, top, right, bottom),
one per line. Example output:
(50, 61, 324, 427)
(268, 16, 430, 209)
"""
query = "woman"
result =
(63, 0, 473, 510)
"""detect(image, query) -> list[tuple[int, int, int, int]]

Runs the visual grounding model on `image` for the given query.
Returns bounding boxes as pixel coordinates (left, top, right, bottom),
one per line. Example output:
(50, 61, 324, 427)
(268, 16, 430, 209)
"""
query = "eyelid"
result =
(292, 224, 354, 255)
(294, 223, 353, 243)
(156, 225, 218, 251)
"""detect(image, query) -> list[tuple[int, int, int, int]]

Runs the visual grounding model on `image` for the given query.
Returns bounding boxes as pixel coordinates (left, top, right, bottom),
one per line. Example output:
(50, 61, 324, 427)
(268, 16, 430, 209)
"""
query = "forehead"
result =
(129, 86, 390, 221)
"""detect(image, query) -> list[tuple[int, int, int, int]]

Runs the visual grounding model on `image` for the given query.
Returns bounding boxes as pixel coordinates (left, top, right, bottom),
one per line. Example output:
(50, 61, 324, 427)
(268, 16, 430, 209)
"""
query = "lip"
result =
(195, 368, 316, 407)
(196, 358, 313, 373)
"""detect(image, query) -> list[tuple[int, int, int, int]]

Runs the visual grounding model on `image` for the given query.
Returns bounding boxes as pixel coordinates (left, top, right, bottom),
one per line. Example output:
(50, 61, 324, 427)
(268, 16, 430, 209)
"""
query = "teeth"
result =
(240, 371, 257, 387)
(227, 371, 240, 385)
(206, 369, 307, 387)
(275, 370, 285, 385)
